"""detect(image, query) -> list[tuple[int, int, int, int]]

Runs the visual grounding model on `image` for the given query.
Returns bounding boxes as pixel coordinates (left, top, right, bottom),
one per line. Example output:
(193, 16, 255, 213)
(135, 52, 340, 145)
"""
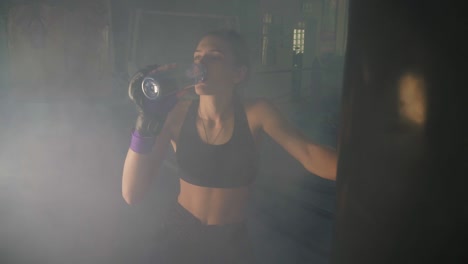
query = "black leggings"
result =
(146, 202, 256, 264)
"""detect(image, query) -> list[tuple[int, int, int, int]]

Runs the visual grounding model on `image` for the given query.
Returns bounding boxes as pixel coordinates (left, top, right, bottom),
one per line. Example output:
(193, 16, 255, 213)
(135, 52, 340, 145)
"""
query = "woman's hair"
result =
(201, 29, 251, 85)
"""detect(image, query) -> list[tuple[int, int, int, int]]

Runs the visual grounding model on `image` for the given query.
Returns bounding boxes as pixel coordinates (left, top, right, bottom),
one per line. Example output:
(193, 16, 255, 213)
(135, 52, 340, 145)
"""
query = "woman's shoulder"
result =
(241, 97, 277, 129)
(242, 97, 275, 114)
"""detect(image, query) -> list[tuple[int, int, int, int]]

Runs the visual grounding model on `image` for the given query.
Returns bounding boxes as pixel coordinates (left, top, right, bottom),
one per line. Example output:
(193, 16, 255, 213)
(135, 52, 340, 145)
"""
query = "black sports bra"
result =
(175, 96, 258, 188)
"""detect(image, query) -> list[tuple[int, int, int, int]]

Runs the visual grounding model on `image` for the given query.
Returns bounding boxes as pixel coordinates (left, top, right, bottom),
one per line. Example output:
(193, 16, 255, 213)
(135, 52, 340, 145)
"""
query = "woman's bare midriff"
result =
(177, 179, 252, 225)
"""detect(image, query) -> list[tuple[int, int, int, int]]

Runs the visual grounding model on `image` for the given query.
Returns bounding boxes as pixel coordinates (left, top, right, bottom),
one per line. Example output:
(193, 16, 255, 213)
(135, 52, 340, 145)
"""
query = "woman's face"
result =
(193, 36, 244, 95)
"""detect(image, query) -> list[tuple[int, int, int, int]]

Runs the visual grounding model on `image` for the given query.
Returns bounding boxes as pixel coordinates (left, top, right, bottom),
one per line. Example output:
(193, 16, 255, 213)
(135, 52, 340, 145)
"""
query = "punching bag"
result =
(331, 0, 467, 263)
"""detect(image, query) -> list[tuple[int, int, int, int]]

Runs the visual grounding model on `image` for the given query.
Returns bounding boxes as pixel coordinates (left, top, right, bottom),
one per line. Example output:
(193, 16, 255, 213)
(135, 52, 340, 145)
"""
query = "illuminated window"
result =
(293, 22, 305, 54)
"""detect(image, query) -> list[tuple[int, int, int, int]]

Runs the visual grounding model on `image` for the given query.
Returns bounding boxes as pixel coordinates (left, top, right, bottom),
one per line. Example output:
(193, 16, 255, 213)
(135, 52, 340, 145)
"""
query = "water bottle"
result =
(141, 63, 207, 100)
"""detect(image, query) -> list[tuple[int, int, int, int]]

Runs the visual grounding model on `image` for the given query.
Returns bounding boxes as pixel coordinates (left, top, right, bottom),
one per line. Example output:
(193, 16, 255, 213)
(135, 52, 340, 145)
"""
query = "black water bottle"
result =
(141, 63, 207, 100)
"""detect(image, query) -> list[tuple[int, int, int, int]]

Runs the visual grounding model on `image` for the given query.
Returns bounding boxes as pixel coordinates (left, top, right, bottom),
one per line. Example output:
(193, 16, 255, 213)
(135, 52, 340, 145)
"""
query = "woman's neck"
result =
(198, 92, 234, 124)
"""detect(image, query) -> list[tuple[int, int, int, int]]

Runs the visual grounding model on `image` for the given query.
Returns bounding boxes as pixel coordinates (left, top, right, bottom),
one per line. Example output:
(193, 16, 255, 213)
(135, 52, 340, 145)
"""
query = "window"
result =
(293, 21, 305, 54)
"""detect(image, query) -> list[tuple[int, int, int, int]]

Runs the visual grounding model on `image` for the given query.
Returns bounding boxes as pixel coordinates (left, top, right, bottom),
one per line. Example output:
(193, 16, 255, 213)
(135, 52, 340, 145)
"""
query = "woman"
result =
(122, 29, 338, 263)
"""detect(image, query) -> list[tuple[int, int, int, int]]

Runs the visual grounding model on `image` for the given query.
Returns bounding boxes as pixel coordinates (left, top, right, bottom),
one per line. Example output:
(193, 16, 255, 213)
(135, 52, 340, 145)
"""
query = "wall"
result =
(6, 1, 112, 101)
(249, 0, 346, 101)
(109, 0, 346, 102)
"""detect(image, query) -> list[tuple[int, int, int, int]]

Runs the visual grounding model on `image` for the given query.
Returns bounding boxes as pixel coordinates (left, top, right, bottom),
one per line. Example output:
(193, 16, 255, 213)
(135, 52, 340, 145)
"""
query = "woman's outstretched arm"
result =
(254, 99, 338, 181)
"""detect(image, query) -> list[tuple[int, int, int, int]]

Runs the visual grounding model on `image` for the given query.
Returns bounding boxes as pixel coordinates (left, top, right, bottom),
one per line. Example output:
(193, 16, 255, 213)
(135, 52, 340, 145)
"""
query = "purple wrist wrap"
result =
(130, 130, 155, 154)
